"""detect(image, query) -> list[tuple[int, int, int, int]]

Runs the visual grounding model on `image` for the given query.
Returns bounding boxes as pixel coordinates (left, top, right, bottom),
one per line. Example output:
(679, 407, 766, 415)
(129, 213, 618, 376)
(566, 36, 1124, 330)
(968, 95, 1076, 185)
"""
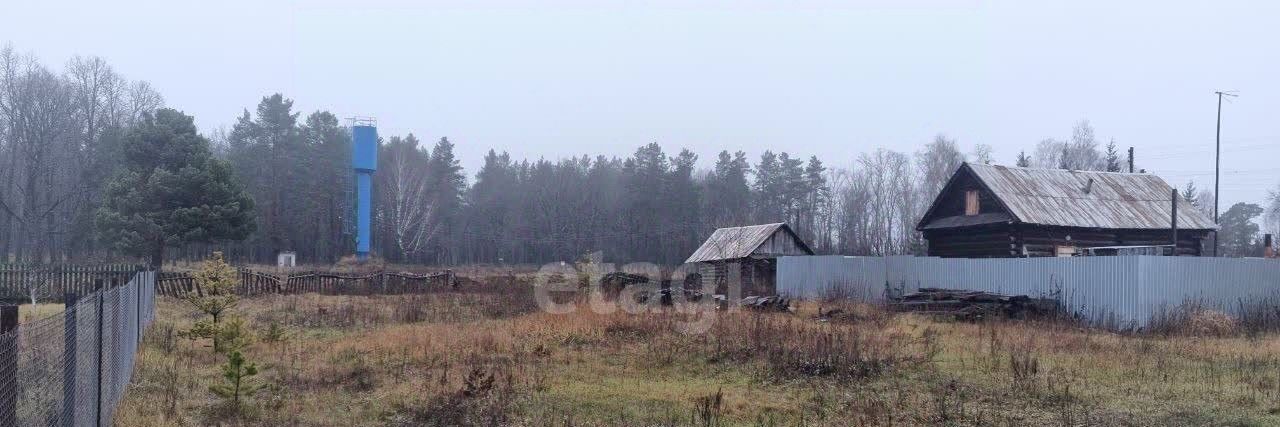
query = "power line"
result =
(1155, 167, 1280, 174)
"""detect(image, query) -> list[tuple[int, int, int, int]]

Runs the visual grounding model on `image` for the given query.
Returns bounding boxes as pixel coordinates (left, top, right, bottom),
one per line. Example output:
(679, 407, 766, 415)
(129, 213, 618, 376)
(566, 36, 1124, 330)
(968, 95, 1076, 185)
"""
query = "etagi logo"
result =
(530, 253, 749, 335)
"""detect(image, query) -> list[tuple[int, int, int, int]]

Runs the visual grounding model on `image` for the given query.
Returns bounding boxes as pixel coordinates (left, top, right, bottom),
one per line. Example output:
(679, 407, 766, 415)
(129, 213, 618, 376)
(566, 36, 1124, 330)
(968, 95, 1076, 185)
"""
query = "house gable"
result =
(750, 225, 814, 258)
(917, 164, 1015, 231)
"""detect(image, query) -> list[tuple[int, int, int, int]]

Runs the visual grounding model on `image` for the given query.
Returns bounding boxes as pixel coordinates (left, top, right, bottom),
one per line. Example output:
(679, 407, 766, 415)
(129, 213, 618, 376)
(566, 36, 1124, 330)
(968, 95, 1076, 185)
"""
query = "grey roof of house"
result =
(919, 212, 1013, 230)
(935, 163, 1216, 230)
(684, 223, 813, 263)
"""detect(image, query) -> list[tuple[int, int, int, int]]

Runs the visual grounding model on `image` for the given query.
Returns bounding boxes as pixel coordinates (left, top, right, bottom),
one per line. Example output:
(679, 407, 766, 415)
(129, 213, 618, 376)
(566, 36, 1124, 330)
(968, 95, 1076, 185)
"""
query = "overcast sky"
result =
(3, 0, 1278, 208)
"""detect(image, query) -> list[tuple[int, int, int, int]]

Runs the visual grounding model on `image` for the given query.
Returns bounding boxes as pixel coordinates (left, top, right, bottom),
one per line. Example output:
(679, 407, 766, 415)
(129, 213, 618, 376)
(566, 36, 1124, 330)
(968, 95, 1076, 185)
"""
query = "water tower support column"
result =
(352, 121, 378, 260)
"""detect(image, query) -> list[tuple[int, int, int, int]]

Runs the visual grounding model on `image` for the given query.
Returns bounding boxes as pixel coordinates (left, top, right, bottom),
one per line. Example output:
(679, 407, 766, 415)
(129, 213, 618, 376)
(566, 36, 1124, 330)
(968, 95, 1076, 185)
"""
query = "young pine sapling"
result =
(210, 350, 268, 414)
(179, 252, 241, 353)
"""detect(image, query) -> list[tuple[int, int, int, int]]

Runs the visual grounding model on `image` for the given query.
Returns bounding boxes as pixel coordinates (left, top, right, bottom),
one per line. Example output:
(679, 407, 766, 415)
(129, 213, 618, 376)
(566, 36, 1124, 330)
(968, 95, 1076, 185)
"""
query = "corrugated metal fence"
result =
(778, 256, 1280, 327)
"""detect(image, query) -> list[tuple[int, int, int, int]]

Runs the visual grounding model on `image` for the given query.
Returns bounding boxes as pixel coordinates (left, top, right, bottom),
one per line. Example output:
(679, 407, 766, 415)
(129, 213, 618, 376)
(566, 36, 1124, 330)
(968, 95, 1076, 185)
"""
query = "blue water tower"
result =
(351, 119, 378, 260)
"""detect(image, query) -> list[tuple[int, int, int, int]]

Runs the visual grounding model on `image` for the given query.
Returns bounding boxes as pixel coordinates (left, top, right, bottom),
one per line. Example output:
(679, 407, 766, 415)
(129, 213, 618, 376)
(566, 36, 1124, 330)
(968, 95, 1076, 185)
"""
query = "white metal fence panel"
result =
(1135, 257, 1280, 321)
(778, 255, 1280, 327)
(776, 256, 887, 299)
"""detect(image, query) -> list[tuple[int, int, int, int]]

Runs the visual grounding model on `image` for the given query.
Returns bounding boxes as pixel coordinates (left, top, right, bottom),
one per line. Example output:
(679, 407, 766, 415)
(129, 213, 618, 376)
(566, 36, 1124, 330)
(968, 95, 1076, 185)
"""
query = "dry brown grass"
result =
(114, 280, 1280, 426)
(17, 303, 63, 324)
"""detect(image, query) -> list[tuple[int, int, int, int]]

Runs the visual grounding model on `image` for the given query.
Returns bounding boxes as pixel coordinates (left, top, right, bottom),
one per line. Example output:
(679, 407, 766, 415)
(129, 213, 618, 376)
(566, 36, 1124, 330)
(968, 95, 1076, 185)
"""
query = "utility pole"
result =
(1213, 90, 1237, 257)
(1170, 189, 1179, 256)
(1127, 147, 1134, 173)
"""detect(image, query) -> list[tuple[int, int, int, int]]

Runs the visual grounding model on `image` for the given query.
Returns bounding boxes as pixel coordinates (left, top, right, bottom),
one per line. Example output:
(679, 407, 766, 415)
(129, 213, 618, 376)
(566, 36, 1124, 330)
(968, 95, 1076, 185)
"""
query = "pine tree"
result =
(801, 156, 830, 249)
(1219, 203, 1264, 257)
(177, 252, 242, 353)
(754, 151, 782, 222)
(210, 350, 268, 414)
(666, 149, 701, 261)
(224, 94, 306, 259)
(95, 109, 255, 267)
(778, 153, 806, 226)
(1016, 150, 1032, 167)
(465, 150, 517, 262)
(300, 111, 352, 262)
(426, 137, 465, 262)
(1182, 181, 1199, 208)
(705, 151, 752, 228)
(1104, 139, 1122, 172)
(622, 143, 670, 261)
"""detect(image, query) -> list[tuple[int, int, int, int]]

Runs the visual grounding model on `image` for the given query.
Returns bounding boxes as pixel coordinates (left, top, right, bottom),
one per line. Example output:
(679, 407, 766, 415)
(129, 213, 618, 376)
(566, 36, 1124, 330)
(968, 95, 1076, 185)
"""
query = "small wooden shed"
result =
(917, 163, 1216, 257)
(685, 223, 814, 296)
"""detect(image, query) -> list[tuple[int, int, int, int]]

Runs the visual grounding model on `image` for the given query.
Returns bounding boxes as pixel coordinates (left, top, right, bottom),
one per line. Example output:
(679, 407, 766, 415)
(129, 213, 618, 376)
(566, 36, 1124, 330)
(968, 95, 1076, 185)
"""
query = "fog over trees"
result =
(0, 46, 163, 262)
(3, 48, 1277, 265)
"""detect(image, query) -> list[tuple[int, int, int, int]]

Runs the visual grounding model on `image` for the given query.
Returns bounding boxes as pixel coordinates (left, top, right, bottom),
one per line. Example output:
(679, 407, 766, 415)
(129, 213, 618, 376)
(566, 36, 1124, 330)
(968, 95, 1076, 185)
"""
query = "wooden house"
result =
(916, 163, 1215, 257)
(685, 223, 814, 296)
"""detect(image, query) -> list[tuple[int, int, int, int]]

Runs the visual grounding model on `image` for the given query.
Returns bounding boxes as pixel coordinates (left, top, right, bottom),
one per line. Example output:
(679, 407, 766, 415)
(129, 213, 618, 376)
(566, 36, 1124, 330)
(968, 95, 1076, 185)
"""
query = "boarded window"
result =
(964, 190, 980, 216)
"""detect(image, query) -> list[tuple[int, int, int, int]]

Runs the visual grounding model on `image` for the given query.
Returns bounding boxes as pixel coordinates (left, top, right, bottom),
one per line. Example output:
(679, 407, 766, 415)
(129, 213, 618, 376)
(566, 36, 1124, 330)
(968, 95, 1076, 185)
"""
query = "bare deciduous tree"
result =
(970, 144, 994, 165)
(1032, 138, 1063, 169)
(916, 134, 964, 204)
(379, 135, 439, 258)
(0, 46, 162, 262)
(1034, 120, 1106, 171)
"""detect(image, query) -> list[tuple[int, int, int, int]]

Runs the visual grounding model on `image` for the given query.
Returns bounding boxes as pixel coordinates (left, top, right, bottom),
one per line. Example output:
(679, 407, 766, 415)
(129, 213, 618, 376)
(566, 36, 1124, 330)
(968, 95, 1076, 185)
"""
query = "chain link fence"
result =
(0, 271, 155, 427)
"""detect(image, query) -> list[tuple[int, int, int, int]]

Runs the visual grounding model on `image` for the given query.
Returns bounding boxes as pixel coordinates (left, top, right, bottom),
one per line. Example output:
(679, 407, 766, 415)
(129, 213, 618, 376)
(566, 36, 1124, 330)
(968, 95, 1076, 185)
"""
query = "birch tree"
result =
(379, 135, 438, 258)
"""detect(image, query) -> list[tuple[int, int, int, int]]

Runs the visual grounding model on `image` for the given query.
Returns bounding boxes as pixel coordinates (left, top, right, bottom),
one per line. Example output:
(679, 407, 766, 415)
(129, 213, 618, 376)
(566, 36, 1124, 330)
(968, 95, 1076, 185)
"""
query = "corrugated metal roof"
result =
(685, 223, 813, 263)
(961, 163, 1216, 230)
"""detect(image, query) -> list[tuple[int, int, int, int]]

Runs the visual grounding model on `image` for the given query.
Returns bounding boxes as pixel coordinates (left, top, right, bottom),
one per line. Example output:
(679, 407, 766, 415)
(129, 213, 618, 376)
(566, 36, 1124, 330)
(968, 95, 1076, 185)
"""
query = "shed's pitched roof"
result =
(919, 163, 1216, 230)
(685, 223, 813, 263)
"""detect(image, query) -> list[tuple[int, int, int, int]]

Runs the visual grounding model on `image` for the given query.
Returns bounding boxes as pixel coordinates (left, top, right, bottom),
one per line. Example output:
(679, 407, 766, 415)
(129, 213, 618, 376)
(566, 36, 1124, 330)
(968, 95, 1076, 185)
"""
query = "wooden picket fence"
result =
(0, 264, 145, 302)
(156, 269, 456, 298)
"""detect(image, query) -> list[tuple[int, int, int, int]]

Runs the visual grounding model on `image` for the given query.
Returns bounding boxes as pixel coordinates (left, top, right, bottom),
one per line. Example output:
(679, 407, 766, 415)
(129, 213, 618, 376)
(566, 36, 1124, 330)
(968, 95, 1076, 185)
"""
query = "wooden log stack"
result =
(887, 288, 1059, 321)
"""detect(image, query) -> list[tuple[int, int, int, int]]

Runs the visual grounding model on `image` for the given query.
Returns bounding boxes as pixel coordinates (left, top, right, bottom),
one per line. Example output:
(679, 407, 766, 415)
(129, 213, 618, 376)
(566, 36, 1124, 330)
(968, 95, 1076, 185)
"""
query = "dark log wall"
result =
(923, 224, 1019, 258)
(925, 224, 1211, 258)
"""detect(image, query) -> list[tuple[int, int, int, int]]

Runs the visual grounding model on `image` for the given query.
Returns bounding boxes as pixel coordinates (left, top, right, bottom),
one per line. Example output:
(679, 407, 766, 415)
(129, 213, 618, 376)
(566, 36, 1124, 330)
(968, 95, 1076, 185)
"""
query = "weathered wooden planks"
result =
(0, 264, 143, 302)
(155, 269, 456, 298)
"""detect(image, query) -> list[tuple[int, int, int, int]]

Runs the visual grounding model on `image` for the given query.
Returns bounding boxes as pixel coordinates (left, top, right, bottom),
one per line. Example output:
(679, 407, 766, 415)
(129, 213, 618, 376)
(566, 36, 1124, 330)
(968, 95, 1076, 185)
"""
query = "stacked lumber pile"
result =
(740, 295, 791, 312)
(888, 288, 1059, 321)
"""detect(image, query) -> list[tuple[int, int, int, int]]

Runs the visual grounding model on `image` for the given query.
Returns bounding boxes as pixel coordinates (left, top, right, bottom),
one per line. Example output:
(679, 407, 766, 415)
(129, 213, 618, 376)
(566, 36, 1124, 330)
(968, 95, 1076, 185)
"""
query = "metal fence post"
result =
(0, 305, 17, 427)
(63, 293, 79, 427)
(136, 275, 142, 349)
(96, 281, 105, 427)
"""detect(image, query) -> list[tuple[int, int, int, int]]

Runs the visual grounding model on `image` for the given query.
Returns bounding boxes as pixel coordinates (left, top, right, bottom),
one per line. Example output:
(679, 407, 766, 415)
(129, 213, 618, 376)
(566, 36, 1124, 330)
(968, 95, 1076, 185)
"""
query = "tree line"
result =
(3, 48, 1278, 265)
(0, 47, 164, 262)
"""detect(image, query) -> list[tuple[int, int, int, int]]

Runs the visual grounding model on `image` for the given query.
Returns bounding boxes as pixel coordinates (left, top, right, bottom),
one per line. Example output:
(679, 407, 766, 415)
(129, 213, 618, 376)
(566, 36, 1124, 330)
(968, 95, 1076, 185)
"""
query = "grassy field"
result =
(115, 278, 1280, 426)
(19, 303, 64, 323)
